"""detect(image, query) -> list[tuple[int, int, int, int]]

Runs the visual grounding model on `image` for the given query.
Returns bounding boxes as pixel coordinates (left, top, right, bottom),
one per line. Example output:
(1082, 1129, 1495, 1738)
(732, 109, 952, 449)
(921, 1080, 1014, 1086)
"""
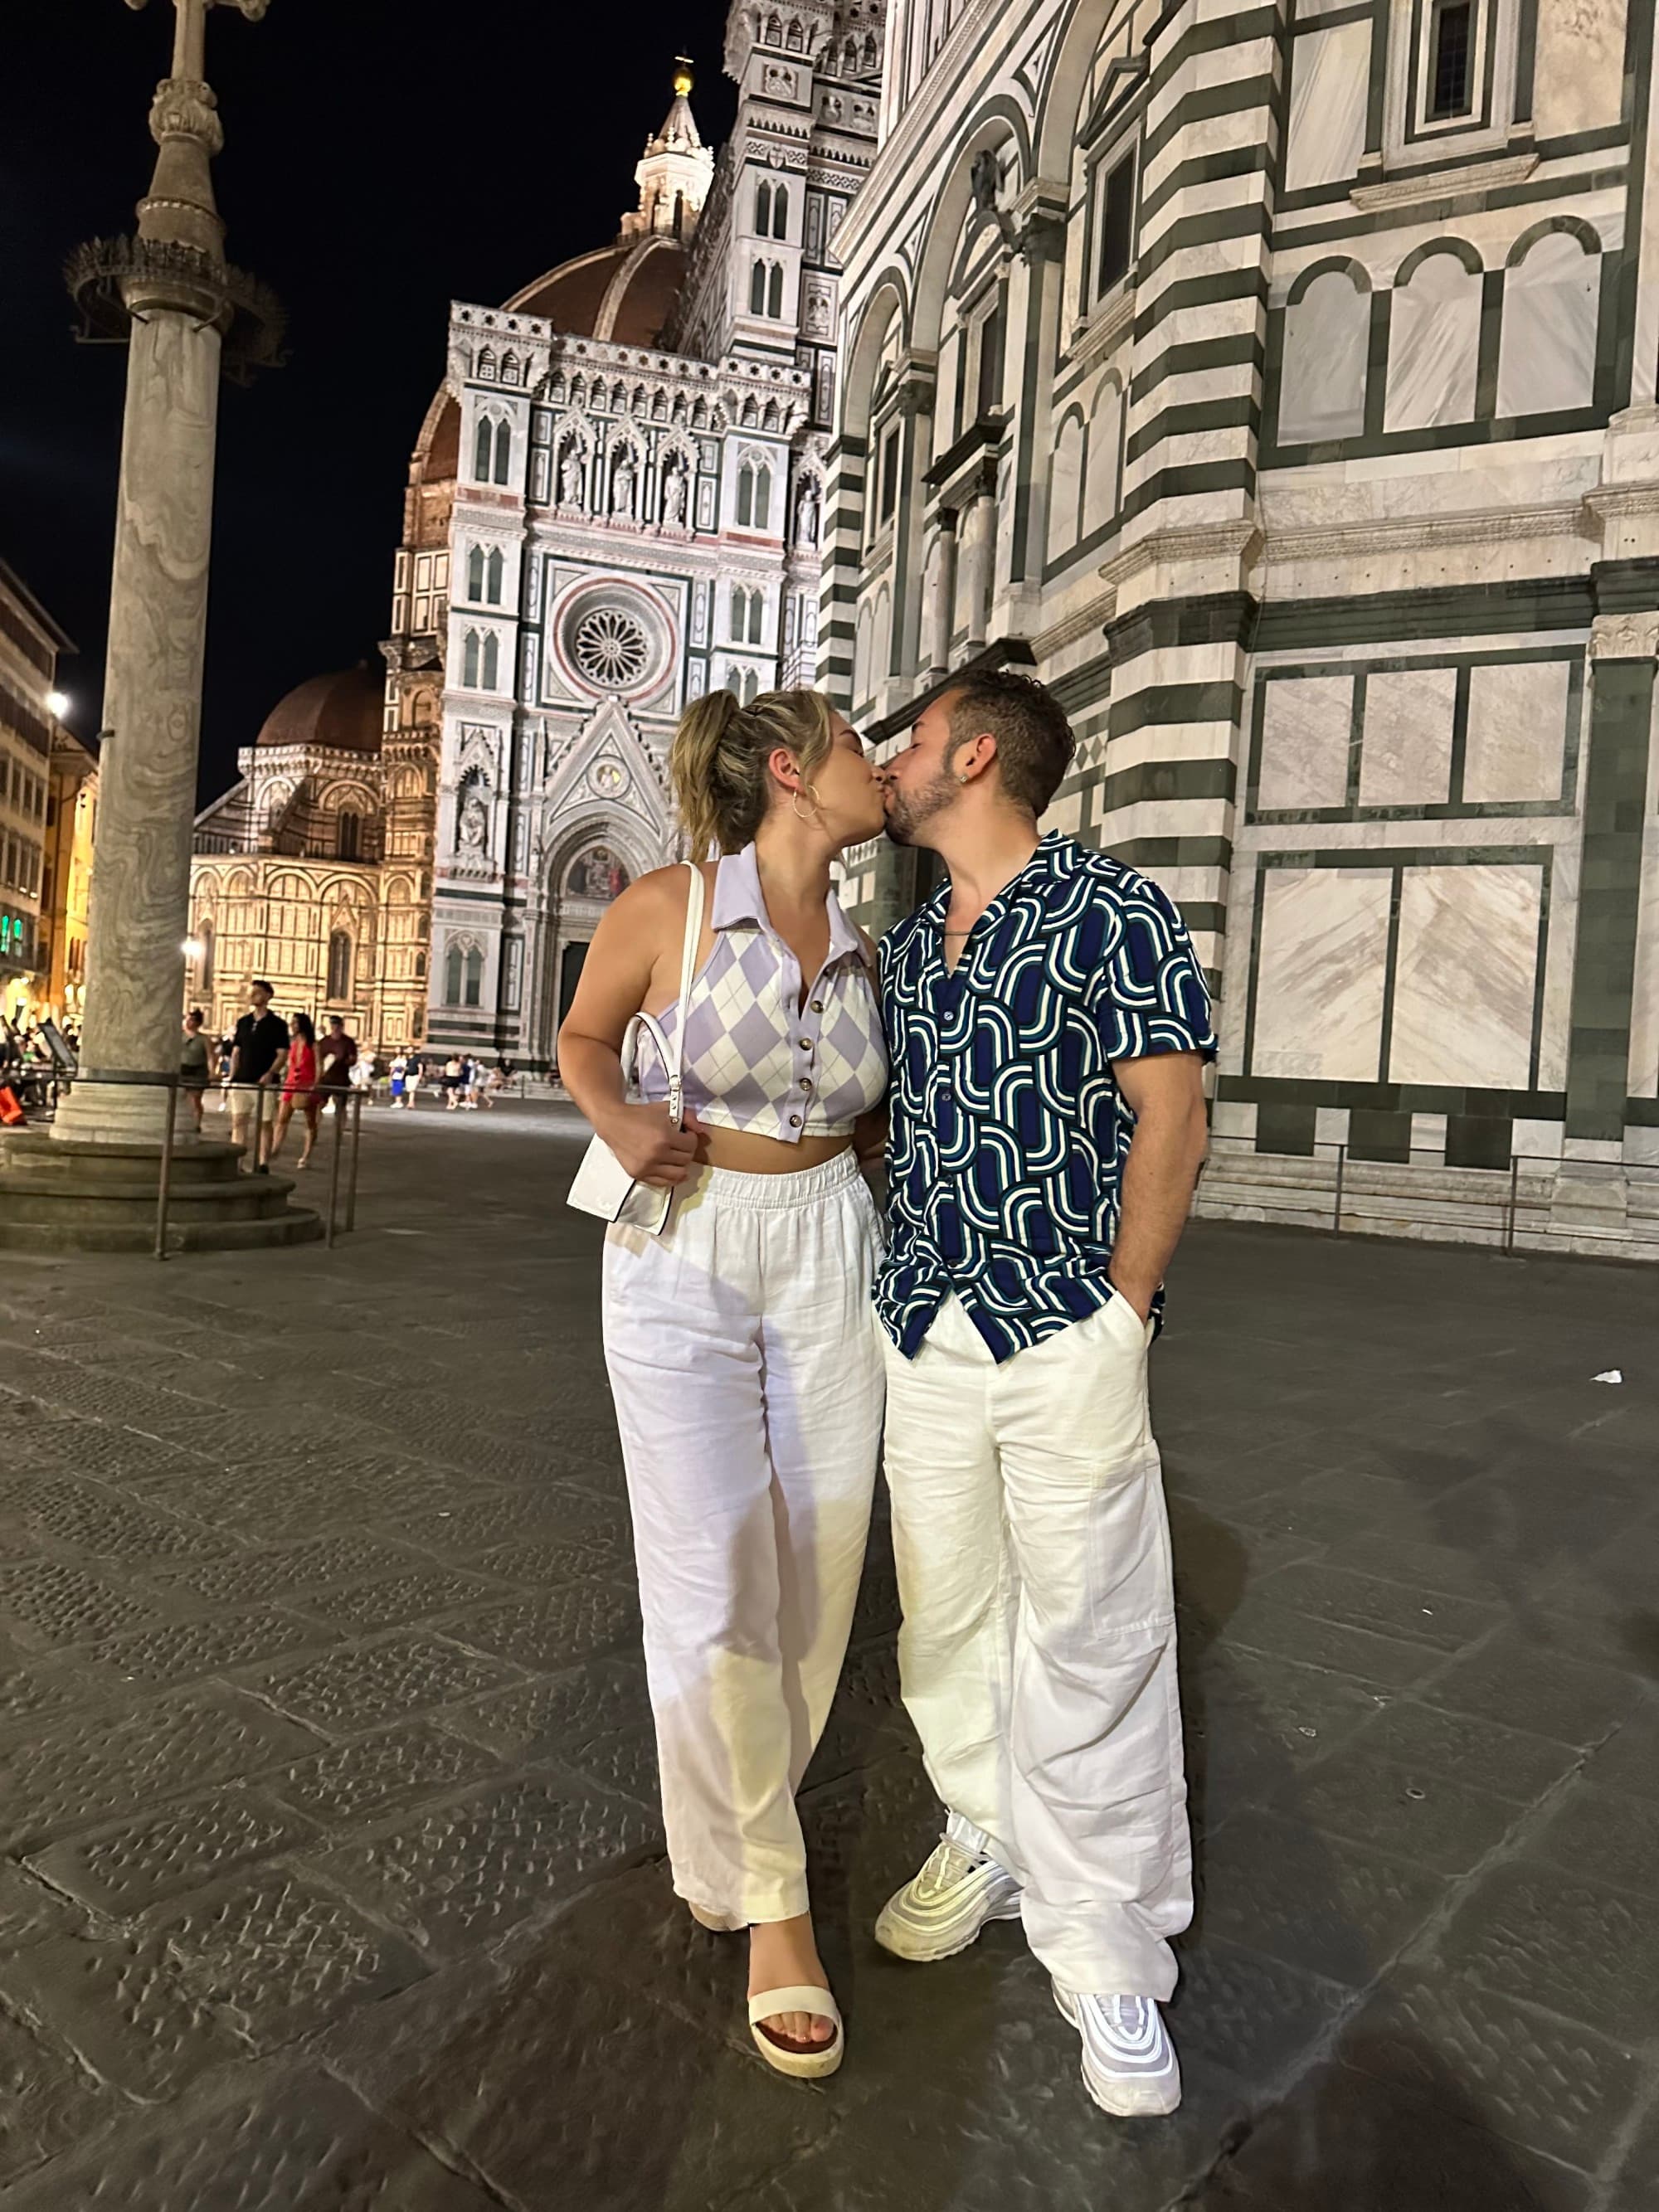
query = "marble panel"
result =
(1047, 414, 1084, 560)
(1316, 1106, 1351, 1147)
(1279, 270, 1370, 443)
(1256, 675, 1355, 810)
(1513, 1118, 1565, 1164)
(1384, 255, 1481, 433)
(1388, 865, 1544, 1089)
(1358, 668, 1456, 807)
(1463, 660, 1571, 803)
(1252, 867, 1393, 1082)
(1497, 235, 1599, 417)
(1537, 838, 1579, 1092)
(1284, 19, 1371, 192)
(1533, 0, 1627, 139)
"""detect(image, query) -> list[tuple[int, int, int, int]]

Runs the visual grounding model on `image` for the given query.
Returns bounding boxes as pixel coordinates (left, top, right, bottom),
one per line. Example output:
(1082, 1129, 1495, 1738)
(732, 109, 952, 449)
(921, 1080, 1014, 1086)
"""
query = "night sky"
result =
(1, 0, 735, 805)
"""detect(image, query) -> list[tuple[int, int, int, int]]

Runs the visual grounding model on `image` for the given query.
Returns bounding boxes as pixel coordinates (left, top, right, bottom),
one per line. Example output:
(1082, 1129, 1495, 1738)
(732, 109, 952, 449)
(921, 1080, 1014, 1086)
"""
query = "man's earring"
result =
(955, 771, 971, 785)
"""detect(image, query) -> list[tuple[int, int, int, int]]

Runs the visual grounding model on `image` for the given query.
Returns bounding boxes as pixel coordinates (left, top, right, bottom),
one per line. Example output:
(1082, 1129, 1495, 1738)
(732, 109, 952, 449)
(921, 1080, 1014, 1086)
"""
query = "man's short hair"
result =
(251, 979, 275, 996)
(944, 670, 1077, 818)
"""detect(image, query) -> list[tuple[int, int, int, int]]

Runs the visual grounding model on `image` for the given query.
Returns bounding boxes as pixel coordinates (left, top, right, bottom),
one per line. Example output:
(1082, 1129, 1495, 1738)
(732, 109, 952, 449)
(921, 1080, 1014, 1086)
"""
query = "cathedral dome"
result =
(506, 236, 690, 347)
(255, 665, 382, 756)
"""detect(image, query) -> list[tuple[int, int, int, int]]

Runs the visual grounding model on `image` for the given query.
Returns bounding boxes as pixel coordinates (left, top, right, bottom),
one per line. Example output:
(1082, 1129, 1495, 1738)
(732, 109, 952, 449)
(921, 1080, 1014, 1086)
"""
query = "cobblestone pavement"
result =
(0, 1101, 1655, 2210)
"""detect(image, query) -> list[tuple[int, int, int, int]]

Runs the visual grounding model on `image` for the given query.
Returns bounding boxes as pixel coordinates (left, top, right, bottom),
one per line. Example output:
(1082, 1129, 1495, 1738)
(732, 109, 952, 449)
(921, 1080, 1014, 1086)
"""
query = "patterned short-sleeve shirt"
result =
(878, 832, 1217, 1363)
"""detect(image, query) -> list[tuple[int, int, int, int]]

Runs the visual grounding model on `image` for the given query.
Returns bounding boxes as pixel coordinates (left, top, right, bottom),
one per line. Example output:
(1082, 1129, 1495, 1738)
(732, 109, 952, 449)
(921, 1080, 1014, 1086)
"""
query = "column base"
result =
(50, 1074, 192, 1149)
(0, 1130, 323, 1253)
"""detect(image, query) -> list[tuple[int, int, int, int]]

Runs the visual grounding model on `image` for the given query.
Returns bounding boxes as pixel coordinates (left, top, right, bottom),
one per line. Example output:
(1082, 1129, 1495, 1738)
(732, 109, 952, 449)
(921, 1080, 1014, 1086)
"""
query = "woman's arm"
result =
(557, 871, 703, 1189)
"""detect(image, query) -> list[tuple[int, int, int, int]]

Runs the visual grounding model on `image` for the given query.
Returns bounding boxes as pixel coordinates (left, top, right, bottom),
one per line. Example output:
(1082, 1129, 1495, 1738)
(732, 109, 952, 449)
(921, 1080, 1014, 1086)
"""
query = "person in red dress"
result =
(267, 1011, 320, 1170)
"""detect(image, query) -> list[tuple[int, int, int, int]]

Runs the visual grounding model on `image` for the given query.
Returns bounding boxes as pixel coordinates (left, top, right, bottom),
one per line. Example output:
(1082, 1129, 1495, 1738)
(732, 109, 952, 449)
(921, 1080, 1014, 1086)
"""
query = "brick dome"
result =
(507, 236, 690, 347)
(255, 665, 382, 756)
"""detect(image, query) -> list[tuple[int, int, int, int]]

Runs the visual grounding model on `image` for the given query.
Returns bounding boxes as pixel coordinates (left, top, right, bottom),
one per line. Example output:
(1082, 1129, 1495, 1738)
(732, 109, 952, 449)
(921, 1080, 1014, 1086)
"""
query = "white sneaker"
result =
(1053, 1984, 1182, 2117)
(874, 1815, 1023, 1962)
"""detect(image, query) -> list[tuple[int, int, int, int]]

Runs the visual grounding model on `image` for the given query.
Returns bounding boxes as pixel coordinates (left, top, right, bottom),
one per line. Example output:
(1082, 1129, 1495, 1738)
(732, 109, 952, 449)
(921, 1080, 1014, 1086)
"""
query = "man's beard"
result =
(883, 770, 959, 847)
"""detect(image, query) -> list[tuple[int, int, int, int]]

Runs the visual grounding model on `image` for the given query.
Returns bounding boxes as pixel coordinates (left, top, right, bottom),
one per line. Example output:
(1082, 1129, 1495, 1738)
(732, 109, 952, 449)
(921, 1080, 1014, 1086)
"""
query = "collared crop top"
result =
(635, 843, 888, 1142)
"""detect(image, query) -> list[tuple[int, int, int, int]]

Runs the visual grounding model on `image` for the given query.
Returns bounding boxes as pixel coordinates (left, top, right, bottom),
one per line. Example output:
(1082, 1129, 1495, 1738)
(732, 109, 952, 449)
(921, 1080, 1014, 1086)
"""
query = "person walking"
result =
(224, 980, 289, 1171)
(267, 1012, 320, 1170)
(179, 1009, 212, 1132)
(318, 1014, 358, 1123)
(559, 688, 889, 2081)
(871, 671, 1214, 2119)
(388, 1053, 407, 1110)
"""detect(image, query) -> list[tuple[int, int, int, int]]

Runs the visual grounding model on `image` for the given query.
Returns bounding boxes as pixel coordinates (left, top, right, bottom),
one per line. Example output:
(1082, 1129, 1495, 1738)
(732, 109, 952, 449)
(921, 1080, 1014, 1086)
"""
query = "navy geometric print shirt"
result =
(877, 832, 1217, 1364)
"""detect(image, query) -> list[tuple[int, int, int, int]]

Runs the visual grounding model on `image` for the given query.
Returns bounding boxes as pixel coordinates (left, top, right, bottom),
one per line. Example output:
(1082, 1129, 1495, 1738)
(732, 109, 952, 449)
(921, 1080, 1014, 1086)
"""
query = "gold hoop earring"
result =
(791, 790, 818, 824)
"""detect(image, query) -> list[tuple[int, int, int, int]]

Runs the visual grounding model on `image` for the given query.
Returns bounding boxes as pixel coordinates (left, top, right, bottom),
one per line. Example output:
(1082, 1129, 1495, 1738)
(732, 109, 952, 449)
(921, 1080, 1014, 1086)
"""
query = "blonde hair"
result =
(669, 688, 835, 856)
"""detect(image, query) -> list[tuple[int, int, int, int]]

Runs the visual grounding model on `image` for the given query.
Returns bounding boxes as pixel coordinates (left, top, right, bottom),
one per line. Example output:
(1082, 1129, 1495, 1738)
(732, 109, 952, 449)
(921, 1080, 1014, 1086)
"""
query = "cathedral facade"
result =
(822, 0, 1658, 1260)
(385, 12, 883, 1070)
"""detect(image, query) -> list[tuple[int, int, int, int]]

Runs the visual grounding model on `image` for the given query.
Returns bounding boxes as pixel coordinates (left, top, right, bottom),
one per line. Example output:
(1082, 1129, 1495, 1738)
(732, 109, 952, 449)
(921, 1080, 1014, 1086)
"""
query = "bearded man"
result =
(872, 669, 1214, 2117)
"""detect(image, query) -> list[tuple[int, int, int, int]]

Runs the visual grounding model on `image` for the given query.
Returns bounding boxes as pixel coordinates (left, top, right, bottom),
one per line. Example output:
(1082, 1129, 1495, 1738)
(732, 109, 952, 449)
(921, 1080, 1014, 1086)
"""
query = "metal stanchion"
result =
(1331, 1141, 1346, 1234)
(1503, 1154, 1520, 1257)
(324, 1087, 344, 1248)
(153, 1076, 178, 1262)
(345, 1087, 363, 1232)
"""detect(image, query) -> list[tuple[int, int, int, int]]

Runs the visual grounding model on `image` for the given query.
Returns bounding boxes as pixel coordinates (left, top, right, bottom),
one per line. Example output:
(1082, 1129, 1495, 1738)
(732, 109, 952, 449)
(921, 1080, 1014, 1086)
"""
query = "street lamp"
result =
(46, 691, 70, 718)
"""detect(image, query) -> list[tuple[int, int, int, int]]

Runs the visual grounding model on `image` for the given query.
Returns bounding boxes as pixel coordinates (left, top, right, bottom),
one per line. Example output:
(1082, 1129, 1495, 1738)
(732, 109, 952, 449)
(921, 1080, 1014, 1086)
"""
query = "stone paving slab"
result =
(0, 1106, 1652, 2208)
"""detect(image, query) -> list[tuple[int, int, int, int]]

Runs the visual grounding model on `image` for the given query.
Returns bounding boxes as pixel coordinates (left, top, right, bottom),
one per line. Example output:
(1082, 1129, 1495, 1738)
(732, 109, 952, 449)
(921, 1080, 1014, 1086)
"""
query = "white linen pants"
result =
(882, 1291, 1190, 2000)
(603, 1150, 883, 1926)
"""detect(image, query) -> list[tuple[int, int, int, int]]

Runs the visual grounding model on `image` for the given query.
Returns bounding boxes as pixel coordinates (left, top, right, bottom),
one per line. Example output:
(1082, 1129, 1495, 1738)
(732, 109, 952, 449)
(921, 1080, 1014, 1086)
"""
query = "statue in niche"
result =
(457, 787, 489, 853)
(557, 445, 585, 506)
(611, 455, 635, 513)
(567, 844, 630, 902)
(794, 478, 819, 547)
(662, 462, 687, 526)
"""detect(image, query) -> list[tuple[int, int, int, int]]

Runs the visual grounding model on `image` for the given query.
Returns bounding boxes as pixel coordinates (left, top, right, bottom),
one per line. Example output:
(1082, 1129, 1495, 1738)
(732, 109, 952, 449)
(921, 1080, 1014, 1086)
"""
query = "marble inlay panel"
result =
(1256, 674, 1354, 810)
(1279, 270, 1370, 443)
(1384, 255, 1481, 433)
(1497, 235, 1599, 417)
(1358, 668, 1456, 807)
(1463, 661, 1571, 803)
(1533, 0, 1627, 139)
(1283, 19, 1371, 192)
(1252, 867, 1393, 1082)
(1389, 865, 1543, 1089)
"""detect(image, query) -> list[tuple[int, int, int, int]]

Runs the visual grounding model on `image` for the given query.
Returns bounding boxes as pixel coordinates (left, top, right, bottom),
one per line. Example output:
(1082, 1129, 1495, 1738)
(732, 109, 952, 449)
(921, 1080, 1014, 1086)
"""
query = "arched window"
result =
(771, 185, 789, 239)
(197, 920, 214, 991)
(467, 545, 485, 600)
(730, 585, 749, 639)
(756, 180, 773, 236)
(748, 591, 764, 644)
(737, 459, 772, 530)
(500, 352, 518, 385)
(337, 811, 361, 861)
(484, 547, 504, 603)
(327, 929, 352, 1000)
(464, 946, 483, 1007)
(1279, 265, 1370, 444)
(480, 632, 499, 689)
(445, 941, 464, 1004)
(767, 262, 784, 319)
(473, 415, 493, 479)
(462, 630, 480, 688)
(1498, 227, 1599, 416)
(1386, 246, 1481, 432)
(493, 418, 512, 484)
(476, 348, 496, 382)
(750, 260, 767, 315)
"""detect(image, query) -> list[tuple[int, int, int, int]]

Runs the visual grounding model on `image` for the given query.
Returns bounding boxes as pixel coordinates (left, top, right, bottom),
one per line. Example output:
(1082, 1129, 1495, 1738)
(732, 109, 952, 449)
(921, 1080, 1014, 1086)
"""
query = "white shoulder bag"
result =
(565, 860, 705, 1236)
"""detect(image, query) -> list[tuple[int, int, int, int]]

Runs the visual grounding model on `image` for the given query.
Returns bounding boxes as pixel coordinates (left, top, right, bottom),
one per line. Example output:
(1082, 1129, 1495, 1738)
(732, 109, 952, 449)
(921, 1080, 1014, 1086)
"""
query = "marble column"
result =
(922, 513, 957, 678)
(956, 487, 995, 654)
(54, 312, 222, 1145)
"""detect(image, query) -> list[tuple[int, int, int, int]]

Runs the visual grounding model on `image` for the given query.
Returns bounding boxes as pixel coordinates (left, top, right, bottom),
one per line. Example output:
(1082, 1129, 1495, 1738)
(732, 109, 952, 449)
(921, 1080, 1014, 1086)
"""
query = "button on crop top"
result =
(635, 843, 888, 1142)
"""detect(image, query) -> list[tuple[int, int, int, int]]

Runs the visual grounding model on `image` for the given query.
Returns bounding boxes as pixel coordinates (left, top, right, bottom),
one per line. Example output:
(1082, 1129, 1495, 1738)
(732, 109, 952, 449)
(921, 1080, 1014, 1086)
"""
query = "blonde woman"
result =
(559, 689, 888, 2080)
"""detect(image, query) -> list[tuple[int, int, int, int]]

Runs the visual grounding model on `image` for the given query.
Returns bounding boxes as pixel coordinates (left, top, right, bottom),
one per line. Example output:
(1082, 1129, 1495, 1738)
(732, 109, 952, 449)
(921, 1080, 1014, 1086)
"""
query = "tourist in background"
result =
(179, 1008, 212, 1131)
(318, 1014, 358, 1116)
(266, 1010, 320, 1170)
(224, 979, 288, 1172)
(559, 687, 888, 2080)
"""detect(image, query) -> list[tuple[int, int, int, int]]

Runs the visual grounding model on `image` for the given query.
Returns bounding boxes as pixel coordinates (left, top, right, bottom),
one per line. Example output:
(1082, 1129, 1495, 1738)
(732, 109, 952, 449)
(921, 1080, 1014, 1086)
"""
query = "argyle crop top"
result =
(635, 843, 887, 1142)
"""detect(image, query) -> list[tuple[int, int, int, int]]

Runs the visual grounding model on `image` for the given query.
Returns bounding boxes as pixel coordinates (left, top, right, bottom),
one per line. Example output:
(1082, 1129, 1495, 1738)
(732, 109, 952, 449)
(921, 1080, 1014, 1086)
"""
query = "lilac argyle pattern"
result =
(636, 848, 887, 1143)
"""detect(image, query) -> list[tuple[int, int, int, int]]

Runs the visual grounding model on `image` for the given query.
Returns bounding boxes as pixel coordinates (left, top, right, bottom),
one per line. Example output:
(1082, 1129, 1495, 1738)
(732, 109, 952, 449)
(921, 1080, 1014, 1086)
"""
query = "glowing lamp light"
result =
(181, 937, 205, 961)
(46, 692, 70, 718)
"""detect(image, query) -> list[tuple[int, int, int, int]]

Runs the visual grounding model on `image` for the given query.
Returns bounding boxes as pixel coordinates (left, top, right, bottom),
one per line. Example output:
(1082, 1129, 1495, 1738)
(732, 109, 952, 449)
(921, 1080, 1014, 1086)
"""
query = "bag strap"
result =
(662, 860, 706, 1129)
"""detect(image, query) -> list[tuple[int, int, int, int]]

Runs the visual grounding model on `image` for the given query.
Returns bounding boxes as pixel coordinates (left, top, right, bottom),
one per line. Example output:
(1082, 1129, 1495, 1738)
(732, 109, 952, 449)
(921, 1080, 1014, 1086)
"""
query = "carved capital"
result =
(148, 75, 224, 153)
(1590, 611, 1659, 662)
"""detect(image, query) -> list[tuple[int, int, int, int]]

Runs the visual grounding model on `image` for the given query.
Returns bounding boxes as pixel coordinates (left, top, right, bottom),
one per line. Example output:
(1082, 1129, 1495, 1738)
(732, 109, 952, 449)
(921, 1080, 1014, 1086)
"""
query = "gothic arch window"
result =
(771, 184, 789, 239)
(492, 418, 512, 485)
(767, 262, 785, 318)
(465, 946, 483, 1006)
(444, 940, 463, 1004)
(485, 546, 504, 602)
(499, 352, 519, 385)
(462, 630, 481, 688)
(197, 920, 214, 991)
(756, 180, 774, 237)
(481, 632, 500, 689)
(326, 929, 352, 1001)
(337, 810, 362, 862)
(476, 348, 496, 381)
(737, 456, 772, 530)
(467, 545, 485, 600)
(750, 258, 767, 314)
(473, 415, 493, 479)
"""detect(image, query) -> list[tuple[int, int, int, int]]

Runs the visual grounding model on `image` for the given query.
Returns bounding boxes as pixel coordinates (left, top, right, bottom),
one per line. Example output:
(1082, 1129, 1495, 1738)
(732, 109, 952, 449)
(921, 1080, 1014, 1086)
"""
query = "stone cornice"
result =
(1099, 521, 1262, 591)
(1349, 152, 1539, 213)
(1030, 590, 1119, 659)
(1264, 500, 1598, 564)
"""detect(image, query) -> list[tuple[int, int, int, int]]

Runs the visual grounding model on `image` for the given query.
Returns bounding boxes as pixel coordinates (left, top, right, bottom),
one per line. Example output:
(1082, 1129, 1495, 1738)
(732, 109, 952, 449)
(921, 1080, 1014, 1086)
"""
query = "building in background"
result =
(36, 723, 99, 1031)
(0, 562, 72, 1028)
(188, 665, 416, 1043)
(823, 0, 1658, 1260)
(381, 13, 883, 1069)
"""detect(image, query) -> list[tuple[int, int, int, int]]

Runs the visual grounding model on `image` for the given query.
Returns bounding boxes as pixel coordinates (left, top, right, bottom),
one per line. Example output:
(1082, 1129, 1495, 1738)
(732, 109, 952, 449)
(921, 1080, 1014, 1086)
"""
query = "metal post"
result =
(154, 1077, 177, 1262)
(1331, 1141, 1346, 1234)
(345, 1087, 362, 1232)
(1504, 1153, 1520, 1257)
(324, 1084, 344, 1248)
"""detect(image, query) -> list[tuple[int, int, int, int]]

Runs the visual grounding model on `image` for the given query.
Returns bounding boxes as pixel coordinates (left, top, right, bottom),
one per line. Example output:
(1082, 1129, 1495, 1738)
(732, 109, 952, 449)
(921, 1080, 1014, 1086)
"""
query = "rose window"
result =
(572, 607, 649, 688)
